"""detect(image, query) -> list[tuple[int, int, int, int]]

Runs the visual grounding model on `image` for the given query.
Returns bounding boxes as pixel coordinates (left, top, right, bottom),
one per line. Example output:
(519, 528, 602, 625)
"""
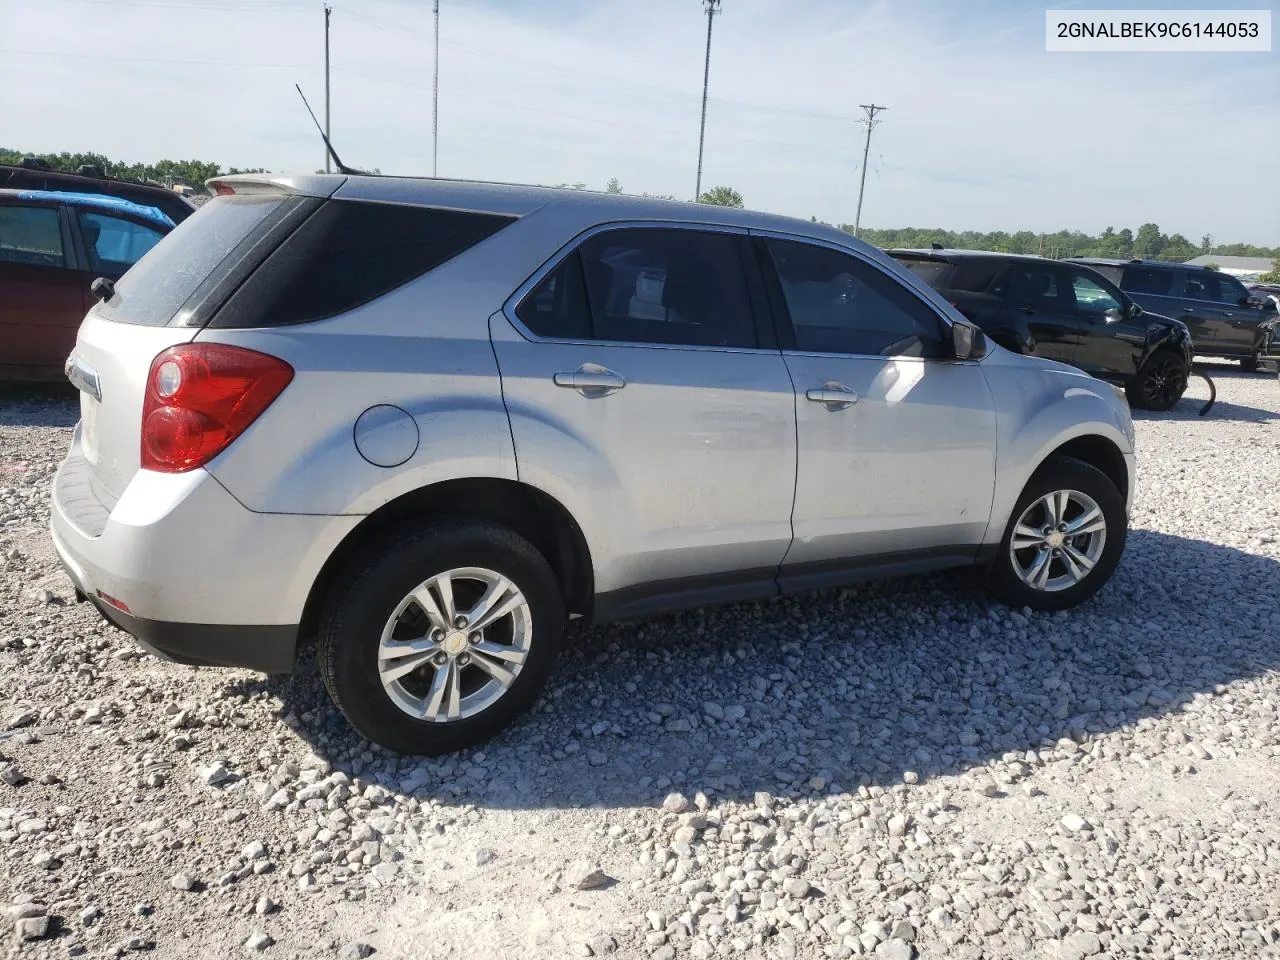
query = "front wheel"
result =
(987, 456, 1127, 611)
(1126, 350, 1187, 411)
(317, 520, 565, 755)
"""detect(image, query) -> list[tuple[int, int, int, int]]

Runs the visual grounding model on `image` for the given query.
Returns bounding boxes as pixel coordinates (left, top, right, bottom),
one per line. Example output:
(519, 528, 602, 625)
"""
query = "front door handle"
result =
(806, 382, 859, 410)
(553, 364, 626, 397)
(1221, 312, 1233, 319)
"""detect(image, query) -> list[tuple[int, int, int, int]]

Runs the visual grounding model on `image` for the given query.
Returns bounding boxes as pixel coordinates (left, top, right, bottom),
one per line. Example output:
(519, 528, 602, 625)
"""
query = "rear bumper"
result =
(72, 578, 297, 674)
(50, 428, 360, 673)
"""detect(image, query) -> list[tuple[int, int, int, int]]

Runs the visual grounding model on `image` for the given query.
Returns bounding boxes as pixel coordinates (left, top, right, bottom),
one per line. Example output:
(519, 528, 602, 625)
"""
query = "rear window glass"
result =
(211, 200, 515, 328)
(97, 195, 285, 326)
(894, 257, 953, 289)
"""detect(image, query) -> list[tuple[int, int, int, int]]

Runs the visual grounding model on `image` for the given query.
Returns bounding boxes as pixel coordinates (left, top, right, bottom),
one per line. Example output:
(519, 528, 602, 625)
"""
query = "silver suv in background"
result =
(52, 175, 1136, 755)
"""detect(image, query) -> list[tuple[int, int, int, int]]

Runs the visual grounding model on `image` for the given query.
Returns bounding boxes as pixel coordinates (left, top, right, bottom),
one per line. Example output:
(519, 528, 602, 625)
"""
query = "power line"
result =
(333, 5, 857, 123)
(853, 103, 886, 238)
(694, 0, 721, 202)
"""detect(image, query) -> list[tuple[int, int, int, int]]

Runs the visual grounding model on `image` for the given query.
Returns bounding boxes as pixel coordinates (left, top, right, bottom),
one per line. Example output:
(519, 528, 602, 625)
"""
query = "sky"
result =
(1, 0, 1277, 244)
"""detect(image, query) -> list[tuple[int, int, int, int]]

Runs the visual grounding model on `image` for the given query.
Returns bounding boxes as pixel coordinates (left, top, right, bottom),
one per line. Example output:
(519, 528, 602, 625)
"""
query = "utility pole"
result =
(432, 0, 440, 177)
(853, 103, 886, 237)
(323, 4, 332, 174)
(694, 0, 721, 202)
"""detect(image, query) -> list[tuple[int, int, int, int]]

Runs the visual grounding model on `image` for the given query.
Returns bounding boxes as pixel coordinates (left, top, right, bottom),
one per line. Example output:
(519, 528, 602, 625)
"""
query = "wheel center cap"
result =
(1046, 531, 1065, 549)
(443, 632, 468, 656)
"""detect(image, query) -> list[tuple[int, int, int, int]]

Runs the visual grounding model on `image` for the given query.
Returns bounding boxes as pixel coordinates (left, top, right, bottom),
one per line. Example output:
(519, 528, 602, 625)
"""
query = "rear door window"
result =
(75, 211, 164, 276)
(515, 227, 757, 349)
(96, 194, 288, 326)
(1008, 263, 1072, 310)
(0, 205, 65, 268)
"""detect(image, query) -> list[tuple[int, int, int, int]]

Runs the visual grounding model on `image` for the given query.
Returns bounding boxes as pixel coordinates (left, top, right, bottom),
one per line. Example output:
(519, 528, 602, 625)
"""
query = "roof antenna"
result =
(295, 83, 368, 175)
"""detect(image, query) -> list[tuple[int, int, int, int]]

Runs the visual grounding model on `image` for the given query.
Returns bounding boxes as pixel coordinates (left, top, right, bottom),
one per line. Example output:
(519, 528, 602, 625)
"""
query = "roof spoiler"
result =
(203, 174, 346, 199)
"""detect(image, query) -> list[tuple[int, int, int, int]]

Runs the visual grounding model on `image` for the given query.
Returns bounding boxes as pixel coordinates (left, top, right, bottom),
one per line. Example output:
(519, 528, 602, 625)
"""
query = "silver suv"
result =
(51, 174, 1136, 755)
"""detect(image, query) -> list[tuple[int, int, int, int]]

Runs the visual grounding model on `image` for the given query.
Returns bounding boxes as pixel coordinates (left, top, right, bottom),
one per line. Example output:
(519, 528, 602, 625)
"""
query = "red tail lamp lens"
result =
(141, 343, 293, 472)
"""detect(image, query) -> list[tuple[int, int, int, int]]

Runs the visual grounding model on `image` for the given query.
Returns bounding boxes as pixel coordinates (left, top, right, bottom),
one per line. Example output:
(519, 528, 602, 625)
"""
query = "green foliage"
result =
(1258, 258, 1280, 283)
(0, 147, 265, 195)
(1203, 262, 1219, 271)
(849, 222, 1276, 262)
(697, 185, 744, 208)
(604, 177, 622, 195)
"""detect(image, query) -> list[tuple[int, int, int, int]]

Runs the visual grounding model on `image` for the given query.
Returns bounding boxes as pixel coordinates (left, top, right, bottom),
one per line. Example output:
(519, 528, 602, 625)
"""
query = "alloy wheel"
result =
(377, 567, 532, 722)
(1009, 489, 1108, 592)
(1141, 357, 1185, 408)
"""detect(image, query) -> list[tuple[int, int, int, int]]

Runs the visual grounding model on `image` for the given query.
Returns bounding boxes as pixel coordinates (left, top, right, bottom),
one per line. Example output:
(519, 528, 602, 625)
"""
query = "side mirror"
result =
(952, 321, 978, 359)
(1127, 301, 1143, 320)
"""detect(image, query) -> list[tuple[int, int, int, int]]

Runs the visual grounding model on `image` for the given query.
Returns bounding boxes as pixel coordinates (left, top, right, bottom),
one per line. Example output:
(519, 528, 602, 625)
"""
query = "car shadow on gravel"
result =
(226, 528, 1279, 812)
(0, 382, 79, 427)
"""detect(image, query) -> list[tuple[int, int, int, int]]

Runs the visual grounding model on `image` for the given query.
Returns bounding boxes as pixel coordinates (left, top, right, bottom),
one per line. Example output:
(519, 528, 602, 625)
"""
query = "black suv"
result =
(890, 249, 1192, 410)
(1066, 257, 1278, 372)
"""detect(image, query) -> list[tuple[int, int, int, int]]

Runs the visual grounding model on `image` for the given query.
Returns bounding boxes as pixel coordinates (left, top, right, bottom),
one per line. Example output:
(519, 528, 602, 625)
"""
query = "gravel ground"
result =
(1, 365, 1278, 960)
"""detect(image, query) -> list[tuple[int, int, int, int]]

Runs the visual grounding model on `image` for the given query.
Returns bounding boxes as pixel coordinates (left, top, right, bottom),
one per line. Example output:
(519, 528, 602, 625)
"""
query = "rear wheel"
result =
(987, 456, 1126, 611)
(1126, 349, 1187, 411)
(318, 520, 565, 755)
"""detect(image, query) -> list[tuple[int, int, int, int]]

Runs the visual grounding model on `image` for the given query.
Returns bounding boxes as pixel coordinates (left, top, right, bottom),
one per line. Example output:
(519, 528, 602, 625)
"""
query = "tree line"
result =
(0, 148, 266, 188)
(5, 150, 1274, 264)
(847, 224, 1278, 262)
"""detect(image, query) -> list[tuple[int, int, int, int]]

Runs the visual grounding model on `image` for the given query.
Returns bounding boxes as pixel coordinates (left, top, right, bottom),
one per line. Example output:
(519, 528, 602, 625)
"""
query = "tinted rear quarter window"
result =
(212, 200, 515, 328)
(98, 195, 286, 326)
(894, 257, 953, 289)
(1120, 266, 1173, 296)
(948, 259, 1010, 295)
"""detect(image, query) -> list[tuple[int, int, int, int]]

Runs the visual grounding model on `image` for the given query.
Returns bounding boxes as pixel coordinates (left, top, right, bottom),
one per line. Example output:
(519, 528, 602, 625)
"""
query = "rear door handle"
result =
(806, 382, 859, 410)
(553, 364, 626, 397)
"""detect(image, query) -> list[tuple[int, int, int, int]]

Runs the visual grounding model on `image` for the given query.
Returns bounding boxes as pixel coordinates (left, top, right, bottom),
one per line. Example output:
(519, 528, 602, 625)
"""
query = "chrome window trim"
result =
(500, 219, 779, 356)
(746, 227, 986, 365)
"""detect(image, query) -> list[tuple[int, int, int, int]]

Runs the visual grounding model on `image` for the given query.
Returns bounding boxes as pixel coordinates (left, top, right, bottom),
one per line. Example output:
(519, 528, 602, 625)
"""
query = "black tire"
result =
(1126, 349, 1187, 411)
(986, 455, 1127, 612)
(317, 520, 565, 755)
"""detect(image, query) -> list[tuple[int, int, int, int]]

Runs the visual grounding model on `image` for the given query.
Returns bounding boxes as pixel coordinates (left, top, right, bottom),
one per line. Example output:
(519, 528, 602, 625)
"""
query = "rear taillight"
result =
(141, 344, 293, 472)
(209, 181, 235, 196)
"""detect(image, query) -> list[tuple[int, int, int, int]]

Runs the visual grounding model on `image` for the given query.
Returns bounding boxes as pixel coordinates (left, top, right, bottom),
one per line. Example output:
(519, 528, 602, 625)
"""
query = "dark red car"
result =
(0, 189, 174, 380)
